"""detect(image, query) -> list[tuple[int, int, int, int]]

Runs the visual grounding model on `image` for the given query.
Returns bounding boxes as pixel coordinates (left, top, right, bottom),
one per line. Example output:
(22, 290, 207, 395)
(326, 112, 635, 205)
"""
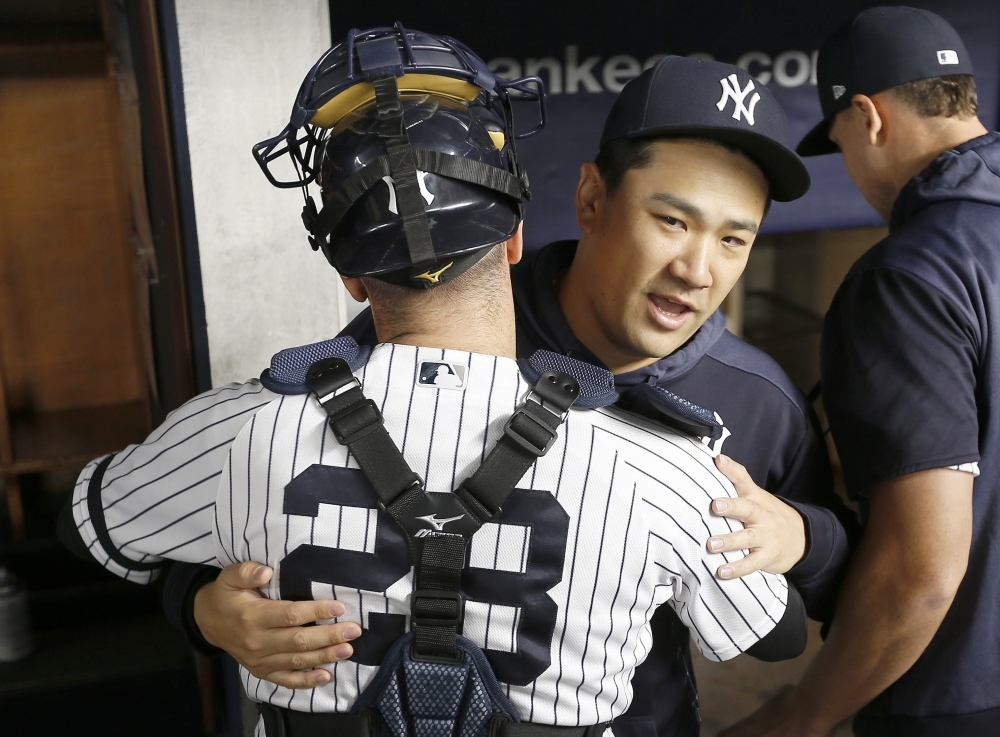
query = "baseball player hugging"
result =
(66, 24, 804, 737)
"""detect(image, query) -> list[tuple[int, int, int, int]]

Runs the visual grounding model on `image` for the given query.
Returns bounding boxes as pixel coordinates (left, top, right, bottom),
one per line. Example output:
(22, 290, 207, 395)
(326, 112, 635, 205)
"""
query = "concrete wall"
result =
(173, 0, 347, 387)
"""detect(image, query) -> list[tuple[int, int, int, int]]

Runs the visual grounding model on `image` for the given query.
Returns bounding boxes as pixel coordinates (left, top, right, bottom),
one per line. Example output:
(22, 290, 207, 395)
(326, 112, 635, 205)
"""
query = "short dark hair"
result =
(593, 136, 771, 216)
(888, 74, 978, 118)
(594, 137, 658, 196)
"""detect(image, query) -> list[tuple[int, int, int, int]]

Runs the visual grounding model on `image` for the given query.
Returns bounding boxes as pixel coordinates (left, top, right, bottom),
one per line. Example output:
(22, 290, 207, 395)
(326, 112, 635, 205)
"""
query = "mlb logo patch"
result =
(937, 50, 960, 65)
(417, 361, 467, 390)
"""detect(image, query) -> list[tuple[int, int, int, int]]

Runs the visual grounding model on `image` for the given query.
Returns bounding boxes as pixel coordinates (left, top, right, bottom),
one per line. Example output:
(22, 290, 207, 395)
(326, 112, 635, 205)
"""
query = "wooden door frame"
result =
(117, 0, 204, 419)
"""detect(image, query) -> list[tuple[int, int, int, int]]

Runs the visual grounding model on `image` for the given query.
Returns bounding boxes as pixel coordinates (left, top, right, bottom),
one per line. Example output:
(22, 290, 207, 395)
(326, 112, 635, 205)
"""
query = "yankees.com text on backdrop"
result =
(326, 0, 1000, 237)
(488, 47, 818, 94)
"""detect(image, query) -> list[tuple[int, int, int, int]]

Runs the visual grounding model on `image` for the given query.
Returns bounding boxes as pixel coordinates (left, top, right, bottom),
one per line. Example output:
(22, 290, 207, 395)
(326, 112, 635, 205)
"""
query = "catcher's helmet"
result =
(253, 23, 546, 288)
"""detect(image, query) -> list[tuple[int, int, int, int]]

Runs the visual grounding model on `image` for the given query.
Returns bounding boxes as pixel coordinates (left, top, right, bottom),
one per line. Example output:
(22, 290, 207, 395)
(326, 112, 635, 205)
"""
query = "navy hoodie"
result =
(823, 132, 1000, 730)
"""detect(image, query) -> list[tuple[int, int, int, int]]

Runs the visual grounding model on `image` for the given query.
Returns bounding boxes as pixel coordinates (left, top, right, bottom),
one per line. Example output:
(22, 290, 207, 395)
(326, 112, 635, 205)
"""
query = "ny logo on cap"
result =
(716, 74, 760, 125)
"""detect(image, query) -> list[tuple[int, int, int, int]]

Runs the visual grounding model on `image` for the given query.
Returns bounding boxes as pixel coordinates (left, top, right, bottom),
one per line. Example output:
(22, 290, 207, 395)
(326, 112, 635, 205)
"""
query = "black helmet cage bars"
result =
(253, 25, 545, 189)
(251, 23, 546, 285)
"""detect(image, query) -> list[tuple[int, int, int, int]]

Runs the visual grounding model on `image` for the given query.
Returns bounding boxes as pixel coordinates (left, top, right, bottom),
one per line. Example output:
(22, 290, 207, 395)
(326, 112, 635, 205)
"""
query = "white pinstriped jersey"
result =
(73, 342, 787, 726)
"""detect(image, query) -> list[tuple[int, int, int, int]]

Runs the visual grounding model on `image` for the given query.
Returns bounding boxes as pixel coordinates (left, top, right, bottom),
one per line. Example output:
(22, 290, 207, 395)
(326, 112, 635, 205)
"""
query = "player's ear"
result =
(852, 94, 885, 148)
(575, 161, 606, 234)
(505, 222, 524, 265)
(341, 275, 369, 302)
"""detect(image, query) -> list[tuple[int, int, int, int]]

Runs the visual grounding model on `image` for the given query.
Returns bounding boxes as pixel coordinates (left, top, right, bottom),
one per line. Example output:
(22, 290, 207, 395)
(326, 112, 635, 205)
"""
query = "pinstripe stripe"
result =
(552, 423, 598, 719)
(593, 480, 638, 716)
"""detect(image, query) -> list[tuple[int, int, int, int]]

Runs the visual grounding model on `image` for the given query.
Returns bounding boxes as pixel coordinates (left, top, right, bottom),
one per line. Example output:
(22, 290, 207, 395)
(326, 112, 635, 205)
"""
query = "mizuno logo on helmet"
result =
(716, 74, 760, 125)
(412, 262, 453, 284)
(416, 513, 465, 531)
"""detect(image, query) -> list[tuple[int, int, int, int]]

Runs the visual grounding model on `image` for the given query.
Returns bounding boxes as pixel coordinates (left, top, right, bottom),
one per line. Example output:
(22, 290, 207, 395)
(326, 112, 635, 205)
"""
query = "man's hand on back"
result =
(194, 561, 361, 688)
(707, 454, 808, 579)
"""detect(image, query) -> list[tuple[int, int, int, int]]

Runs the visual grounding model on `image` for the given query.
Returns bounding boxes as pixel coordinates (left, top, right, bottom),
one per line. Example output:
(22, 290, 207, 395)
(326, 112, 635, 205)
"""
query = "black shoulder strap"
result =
(455, 371, 579, 522)
(305, 357, 579, 661)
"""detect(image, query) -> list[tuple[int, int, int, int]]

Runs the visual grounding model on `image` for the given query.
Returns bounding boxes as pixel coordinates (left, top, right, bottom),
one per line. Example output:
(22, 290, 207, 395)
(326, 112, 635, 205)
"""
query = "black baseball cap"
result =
(600, 55, 810, 202)
(798, 6, 974, 156)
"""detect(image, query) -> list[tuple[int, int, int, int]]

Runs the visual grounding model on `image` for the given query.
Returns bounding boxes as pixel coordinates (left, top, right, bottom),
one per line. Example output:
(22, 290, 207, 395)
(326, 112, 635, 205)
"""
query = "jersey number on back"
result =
(279, 465, 569, 686)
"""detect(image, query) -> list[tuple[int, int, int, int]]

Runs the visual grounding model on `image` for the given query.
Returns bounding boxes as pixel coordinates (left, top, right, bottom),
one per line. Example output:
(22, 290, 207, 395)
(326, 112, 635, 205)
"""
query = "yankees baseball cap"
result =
(600, 55, 810, 202)
(797, 6, 975, 156)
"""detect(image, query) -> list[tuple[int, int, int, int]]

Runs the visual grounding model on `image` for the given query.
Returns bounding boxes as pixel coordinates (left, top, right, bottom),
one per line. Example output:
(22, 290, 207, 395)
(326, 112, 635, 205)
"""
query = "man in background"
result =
(724, 7, 1000, 736)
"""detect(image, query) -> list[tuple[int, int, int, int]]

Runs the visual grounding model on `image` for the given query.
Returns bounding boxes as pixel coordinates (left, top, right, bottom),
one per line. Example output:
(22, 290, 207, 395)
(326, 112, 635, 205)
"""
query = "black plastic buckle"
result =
(532, 370, 580, 413)
(306, 357, 358, 399)
(330, 399, 384, 445)
(503, 406, 557, 456)
(411, 589, 464, 629)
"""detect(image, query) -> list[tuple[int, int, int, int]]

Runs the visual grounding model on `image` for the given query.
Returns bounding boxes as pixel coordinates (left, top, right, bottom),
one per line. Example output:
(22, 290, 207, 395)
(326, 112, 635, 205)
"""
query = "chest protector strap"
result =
(298, 358, 584, 737)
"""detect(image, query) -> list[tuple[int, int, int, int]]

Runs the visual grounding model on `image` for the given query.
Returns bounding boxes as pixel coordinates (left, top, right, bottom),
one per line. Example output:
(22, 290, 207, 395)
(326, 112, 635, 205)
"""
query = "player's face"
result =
(574, 139, 768, 370)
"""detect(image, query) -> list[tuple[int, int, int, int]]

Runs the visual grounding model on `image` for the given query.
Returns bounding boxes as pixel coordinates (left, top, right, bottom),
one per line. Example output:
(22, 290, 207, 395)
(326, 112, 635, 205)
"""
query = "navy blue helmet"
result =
(253, 23, 546, 288)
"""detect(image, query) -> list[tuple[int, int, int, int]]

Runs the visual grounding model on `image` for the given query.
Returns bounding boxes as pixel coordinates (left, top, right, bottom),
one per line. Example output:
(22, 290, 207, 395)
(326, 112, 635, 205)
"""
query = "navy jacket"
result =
(823, 132, 1000, 733)
(162, 240, 857, 736)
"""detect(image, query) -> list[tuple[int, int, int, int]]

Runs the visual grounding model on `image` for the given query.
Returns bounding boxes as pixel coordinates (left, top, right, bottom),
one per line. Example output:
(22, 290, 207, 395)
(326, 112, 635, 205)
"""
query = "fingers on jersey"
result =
(257, 598, 348, 628)
(258, 667, 334, 690)
(223, 560, 273, 588)
(709, 453, 808, 577)
(710, 495, 759, 520)
(708, 526, 782, 580)
(245, 625, 358, 674)
(713, 453, 756, 498)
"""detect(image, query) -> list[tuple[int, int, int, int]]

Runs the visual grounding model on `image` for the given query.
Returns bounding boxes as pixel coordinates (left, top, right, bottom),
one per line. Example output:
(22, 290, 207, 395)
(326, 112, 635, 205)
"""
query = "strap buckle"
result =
(411, 588, 464, 630)
(531, 371, 580, 414)
(317, 377, 361, 404)
(306, 357, 358, 398)
(503, 399, 560, 456)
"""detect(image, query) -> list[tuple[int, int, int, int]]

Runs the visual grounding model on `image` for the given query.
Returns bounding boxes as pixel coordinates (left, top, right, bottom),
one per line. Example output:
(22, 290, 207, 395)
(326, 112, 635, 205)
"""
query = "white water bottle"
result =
(0, 566, 33, 661)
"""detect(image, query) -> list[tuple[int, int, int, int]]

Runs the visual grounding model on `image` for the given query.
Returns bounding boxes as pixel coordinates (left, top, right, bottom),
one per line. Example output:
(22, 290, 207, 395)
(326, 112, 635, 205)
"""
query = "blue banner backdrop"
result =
(329, 1, 1000, 246)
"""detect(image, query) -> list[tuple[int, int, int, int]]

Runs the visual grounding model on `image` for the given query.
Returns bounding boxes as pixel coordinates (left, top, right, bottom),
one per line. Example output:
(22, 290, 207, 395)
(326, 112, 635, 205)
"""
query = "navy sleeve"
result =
(162, 562, 221, 655)
(821, 267, 980, 497)
(745, 583, 807, 661)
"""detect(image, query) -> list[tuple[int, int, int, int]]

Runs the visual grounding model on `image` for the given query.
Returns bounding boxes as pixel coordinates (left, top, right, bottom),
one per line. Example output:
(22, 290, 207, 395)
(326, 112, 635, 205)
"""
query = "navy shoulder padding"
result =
(622, 383, 724, 441)
(260, 337, 371, 394)
(520, 349, 618, 408)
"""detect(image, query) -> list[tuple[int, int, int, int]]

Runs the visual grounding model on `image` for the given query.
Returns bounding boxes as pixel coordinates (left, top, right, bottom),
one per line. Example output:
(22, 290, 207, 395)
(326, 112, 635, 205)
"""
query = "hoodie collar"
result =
(517, 240, 727, 389)
(891, 131, 1000, 229)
